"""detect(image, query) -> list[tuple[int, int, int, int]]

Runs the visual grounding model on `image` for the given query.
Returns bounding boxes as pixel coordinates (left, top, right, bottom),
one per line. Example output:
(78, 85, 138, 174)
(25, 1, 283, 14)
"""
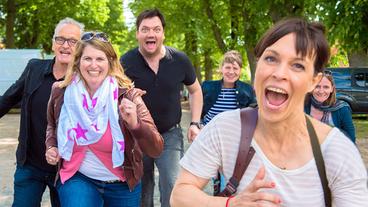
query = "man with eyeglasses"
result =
(120, 9, 203, 207)
(0, 17, 84, 207)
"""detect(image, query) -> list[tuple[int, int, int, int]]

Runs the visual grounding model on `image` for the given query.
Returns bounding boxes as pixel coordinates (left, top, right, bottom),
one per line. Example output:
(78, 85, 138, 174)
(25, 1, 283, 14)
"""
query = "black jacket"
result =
(0, 58, 54, 165)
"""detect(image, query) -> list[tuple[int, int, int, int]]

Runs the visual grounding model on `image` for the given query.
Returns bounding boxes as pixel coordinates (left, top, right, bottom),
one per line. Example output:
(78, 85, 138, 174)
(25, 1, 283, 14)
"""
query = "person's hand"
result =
(119, 98, 138, 129)
(45, 147, 60, 165)
(228, 166, 282, 207)
(187, 125, 200, 143)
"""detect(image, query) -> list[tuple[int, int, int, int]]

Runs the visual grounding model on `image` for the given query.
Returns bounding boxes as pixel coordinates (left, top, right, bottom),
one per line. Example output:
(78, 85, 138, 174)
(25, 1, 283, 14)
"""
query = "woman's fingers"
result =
(233, 192, 282, 207)
(255, 165, 266, 180)
(45, 147, 59, 165)
(119, 98, 138, 128)
(252, 192, 282, 205)
(119, 98, 137, 115)
(229, 166, 282, 206)
(245, 166, 275, 193)
(231, 191, 282, 207)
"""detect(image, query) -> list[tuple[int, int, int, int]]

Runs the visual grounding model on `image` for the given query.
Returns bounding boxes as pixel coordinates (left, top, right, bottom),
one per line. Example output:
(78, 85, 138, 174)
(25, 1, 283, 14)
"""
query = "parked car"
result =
(327, 67, 368, 114)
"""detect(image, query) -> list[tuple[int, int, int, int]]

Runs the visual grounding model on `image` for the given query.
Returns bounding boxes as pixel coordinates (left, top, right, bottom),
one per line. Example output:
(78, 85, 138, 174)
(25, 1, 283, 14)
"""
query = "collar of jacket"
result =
(220, 78, 241, 89)
(43, 58, 56, 76)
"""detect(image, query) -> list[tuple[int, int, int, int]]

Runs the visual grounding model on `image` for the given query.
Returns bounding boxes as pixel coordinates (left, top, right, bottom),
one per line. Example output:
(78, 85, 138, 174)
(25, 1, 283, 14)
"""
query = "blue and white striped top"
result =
(203, 88, 237, 125)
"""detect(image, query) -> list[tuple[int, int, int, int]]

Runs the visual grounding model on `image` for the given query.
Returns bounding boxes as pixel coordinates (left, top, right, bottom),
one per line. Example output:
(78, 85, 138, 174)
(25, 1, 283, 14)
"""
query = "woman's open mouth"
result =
(265, 86, 289, 108)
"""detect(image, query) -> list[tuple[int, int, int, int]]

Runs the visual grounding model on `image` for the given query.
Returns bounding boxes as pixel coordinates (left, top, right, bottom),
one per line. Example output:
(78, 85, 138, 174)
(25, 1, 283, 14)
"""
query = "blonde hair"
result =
(60, 38, 133, 89)
(220, 50, 243, 69)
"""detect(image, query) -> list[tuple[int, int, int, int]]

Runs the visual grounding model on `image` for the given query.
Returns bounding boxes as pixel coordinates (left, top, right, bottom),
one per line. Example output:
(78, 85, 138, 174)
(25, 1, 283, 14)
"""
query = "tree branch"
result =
(203, 0, 227, 53)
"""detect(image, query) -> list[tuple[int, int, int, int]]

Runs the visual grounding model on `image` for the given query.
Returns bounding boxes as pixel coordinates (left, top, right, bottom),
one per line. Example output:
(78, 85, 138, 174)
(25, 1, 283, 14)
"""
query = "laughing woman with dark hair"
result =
(170, 18, 368, 207)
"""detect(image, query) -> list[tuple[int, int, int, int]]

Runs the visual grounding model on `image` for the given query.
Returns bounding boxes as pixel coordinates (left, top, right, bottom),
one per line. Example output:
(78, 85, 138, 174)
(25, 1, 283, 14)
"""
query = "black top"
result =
(0, 58, 58, 172)
(28, 71, 61, 172)
(121, 46, 196, 133)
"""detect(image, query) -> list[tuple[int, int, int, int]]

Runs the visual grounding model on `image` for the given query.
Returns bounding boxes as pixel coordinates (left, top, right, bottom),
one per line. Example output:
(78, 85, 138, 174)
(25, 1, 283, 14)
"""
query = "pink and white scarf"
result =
(57, 75, 125, 168)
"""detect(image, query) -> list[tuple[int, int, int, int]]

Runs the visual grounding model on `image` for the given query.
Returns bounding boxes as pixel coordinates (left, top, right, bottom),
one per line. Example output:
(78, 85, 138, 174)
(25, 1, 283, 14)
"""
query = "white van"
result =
(0, 49, 43, 95)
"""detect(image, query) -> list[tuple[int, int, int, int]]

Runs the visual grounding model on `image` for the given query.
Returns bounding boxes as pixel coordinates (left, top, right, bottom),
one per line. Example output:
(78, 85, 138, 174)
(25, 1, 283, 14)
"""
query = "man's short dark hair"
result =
(136, 9, 166, 30)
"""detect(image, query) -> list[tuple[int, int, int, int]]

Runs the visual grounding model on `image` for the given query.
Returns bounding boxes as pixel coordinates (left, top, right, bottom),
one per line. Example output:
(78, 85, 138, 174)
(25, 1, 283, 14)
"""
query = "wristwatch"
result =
(190, 121, 202, 129)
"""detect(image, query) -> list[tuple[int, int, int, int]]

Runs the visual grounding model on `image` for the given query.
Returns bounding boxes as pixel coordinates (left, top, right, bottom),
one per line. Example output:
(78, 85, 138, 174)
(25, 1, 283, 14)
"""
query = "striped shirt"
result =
(180, 109, 368, 206)
(203, 88, 237, 125)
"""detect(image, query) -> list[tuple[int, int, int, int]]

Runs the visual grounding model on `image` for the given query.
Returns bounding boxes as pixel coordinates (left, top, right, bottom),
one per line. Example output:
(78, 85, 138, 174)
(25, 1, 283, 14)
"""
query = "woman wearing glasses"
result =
(305, 72, 356, 143)
(45, 32, 163, 206)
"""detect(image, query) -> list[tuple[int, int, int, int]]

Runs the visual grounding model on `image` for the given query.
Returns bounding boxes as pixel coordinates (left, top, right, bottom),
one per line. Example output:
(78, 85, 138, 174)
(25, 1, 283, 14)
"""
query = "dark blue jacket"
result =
(0, 59, 54, 165)
(201, 79, 256, 119)
(304, 100, 356, 143)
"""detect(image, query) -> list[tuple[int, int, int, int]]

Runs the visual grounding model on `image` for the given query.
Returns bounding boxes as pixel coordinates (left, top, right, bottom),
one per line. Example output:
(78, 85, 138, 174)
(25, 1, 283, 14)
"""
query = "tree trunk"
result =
(204, 48, 213, 81)
(203, 0, 227, 53)
(348, 51, 368, 67)
(246, 45, 257, 84)
(5, 0, 16, 48)
(185, 28, 201, 83)
(229, 0, 241, 50)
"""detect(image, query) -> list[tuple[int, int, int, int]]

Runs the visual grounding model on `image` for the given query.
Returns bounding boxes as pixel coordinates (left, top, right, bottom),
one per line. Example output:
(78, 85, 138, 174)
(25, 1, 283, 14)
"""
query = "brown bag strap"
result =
(217, 107, 258, 197)
(306, 116, 331, 207)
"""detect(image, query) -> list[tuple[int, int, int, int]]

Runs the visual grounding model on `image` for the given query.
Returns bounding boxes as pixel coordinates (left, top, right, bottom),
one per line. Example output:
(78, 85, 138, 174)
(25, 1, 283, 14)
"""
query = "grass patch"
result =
(353, 115, 368, 140)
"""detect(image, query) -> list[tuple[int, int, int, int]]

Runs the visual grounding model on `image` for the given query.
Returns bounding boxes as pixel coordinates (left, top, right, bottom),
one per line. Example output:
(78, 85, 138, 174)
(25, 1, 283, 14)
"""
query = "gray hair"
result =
(52, 17, 84, 40)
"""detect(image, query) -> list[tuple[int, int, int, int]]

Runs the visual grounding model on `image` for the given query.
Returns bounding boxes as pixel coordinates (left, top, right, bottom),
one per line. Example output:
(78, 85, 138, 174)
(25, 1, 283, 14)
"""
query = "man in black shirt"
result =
(0, 18, 84, 207)
(120, 9, 203, 207)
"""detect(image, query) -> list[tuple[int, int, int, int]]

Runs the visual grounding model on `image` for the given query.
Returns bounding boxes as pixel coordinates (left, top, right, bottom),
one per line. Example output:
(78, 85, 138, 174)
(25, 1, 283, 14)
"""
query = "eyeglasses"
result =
(54, 36, 78, 46)
(81, 32, 109, 42)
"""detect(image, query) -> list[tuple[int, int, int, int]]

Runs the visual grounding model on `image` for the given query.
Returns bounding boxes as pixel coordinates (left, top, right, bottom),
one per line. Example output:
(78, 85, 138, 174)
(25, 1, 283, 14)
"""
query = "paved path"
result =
(0, 110, 195, 207)
(0, 112, 367, 206)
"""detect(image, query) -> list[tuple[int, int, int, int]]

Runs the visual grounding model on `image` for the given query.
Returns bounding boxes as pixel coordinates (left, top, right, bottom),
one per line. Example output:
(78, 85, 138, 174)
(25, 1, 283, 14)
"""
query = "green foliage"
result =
(0, 1, 6, 43)
(317, 0, 368, 54)
(1, 0, 367, 78)
(328, 48, 349, 67)
(1, 0, 128, 53)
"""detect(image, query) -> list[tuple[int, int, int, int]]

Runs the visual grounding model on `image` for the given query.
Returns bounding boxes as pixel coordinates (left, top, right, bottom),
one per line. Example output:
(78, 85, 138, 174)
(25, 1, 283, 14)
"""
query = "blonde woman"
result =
(45, 32, 163, 206)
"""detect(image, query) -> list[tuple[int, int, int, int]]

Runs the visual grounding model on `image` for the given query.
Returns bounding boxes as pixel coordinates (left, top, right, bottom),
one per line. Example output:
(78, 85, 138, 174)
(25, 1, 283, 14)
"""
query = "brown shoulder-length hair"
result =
(59, 38, 133, 89)
(254, 18, 330, 75)
(318, 74, 337, 105)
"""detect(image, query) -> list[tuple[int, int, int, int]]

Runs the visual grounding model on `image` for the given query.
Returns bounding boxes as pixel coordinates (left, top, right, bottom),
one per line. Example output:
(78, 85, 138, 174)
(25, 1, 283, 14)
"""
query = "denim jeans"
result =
(57, 172, 141, 207)
(141, 126, 184, 207)
(12, 164, 59, 207)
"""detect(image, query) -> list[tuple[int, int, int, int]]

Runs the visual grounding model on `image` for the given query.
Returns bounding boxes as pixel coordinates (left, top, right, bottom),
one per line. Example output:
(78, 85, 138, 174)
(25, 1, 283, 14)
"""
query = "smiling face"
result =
(312, 76, 334, 103)
(221, 62, 241, 88)
(52, 24, 81, 66)
(254, 33, 322, 123)
(136, 16, 165, 57)
(79, 45, 109, 95)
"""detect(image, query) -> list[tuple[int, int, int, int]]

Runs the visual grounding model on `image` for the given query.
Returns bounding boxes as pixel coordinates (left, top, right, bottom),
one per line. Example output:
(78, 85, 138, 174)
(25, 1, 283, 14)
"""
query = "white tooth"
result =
(268, 87, 287, 94)
(88, 71, 100, 76)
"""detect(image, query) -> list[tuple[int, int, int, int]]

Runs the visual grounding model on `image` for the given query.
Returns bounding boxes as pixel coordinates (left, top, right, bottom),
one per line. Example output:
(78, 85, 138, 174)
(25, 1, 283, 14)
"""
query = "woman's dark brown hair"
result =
(254, 18, 330, 75)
